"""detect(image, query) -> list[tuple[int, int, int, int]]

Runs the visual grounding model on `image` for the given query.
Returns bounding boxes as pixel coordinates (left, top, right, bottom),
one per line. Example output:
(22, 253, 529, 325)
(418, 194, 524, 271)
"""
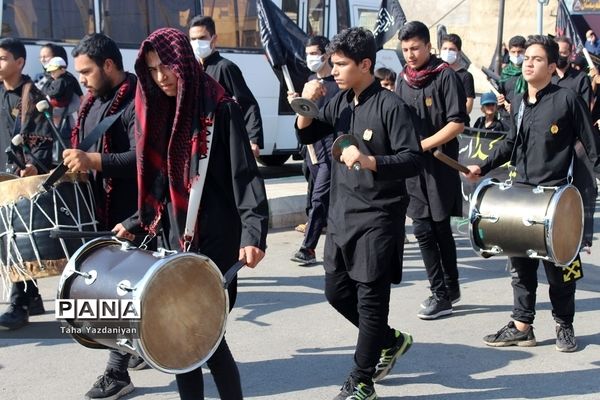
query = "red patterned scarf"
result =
(70, 73, 137, 229)
(134, 28, 227, 249)
(402, 56, 449, 89)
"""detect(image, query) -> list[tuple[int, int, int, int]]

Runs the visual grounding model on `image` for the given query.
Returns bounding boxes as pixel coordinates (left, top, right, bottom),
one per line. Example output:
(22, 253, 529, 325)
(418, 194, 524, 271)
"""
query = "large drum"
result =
(469, 178, 583, 266)
(57, 238, 231, 374)
(0, 172, 97, 282)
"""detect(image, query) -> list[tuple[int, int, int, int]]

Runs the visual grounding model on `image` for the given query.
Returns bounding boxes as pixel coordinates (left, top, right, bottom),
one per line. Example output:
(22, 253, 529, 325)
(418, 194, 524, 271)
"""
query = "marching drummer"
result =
(65, 33, 145, 399)
(464, 35, 598, 352)
(128, 28, 268, 400)
(0, 38, 53, 331)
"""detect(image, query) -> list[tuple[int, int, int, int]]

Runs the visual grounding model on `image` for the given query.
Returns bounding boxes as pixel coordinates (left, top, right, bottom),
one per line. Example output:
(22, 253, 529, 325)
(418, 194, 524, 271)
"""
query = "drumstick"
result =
(433, 150, 470, 174)
(49, 229, 138, 239)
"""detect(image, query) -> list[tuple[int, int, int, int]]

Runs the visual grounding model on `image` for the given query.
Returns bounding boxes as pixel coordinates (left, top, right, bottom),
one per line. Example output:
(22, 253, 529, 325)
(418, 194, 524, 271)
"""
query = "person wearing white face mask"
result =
(288, 36, 338, 265)
(440, 34, 475, 119)
(497, 35, 526, 117)
(188, 15, 264, 158)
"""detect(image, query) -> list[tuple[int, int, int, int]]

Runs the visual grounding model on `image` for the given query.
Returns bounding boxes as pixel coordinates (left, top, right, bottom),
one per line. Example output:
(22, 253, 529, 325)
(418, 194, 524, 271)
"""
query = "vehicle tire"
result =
(256, 154, 290, 166)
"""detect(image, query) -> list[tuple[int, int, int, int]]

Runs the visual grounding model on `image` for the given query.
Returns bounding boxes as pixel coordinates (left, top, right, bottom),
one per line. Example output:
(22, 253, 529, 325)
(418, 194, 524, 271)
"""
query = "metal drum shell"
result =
(469, 179, 583, 266)
(57, 238, 228, 374)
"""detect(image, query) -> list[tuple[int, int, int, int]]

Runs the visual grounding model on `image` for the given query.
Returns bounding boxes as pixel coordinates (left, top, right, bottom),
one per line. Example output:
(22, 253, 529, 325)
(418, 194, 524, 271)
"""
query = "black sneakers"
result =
(373, 330, 413, 382)
(85, 370, 134, 400)
(483, 321, 536, 347)
(290, 247, 317, 265)
(333, 376, 377, 400)
(28, 295, 45, 316)
(127, 355, 149, 370)
(417, 294, 452, 320)
(555, 324, 578, 352)
(0, 304, 28, 330)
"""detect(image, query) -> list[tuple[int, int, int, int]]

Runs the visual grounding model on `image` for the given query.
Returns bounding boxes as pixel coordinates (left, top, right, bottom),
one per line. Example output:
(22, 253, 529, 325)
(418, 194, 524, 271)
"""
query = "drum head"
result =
(549, 186, 583, 265)
(138, 254, 227, 373)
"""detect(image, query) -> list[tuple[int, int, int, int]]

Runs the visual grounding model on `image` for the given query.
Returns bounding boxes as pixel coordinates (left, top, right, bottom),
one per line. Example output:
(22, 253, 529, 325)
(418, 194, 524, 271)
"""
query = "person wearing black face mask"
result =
(552, 36, 592, 107)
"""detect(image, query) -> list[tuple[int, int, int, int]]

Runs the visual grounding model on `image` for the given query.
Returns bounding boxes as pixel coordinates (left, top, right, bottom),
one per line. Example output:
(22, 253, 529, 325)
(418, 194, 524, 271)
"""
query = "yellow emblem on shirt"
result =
(11, 107, 19, 118)
(363, 129, 373, 141)
(425, 97, 433, 107)
(550, 123, 559, 135)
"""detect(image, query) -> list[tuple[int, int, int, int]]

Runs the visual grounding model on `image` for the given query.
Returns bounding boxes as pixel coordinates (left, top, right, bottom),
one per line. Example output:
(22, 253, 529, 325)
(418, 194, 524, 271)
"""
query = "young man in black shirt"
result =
(395, 21, 467, 320)
(465, 35, 598, 353)
(440, 33, 475, 118)
(0, 38, 53, 331)
(189, 15, 264, 158)
(67, 33, 140, 400)
(552, 36, 592, 107)
(297, 27, 423, 399)
(289, 35, 338, 265)
(497, 35, 527, 116)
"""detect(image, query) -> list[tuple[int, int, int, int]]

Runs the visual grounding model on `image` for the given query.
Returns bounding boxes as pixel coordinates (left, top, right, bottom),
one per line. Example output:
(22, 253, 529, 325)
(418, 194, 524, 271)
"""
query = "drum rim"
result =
(132, 251, 229, 374)
(57, 237, 230, 374)
(469, 178, 500, 256)
(545, 184, 584, 266)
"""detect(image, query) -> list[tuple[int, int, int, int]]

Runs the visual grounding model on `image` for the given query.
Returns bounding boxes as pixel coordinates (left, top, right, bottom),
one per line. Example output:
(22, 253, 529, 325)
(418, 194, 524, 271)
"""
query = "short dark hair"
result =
(525, 35, 559, 65)
(0, 37, 26, 63)
(327, 27, 376, 74)
(306, 35, 330, 55)
(41, 43, 68, 66)
(508, 35, 526, 49)
(398, 21, 430, 44)
(555, 36, 572, 48)
(189, 15, 216, 36)
(441, 33, 462, 51)
(72, 33, 123, 70)
(375, 67, 396, 83)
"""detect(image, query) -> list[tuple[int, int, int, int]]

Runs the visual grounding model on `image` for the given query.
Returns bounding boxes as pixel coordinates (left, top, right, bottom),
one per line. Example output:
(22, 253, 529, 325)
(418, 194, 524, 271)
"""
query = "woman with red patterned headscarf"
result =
(130, 28, 269, 399)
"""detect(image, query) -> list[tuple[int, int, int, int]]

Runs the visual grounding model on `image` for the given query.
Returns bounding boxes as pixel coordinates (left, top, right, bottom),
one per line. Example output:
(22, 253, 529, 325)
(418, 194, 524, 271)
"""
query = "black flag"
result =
(373, 0, 407, 50)
(257, 0, 311, 96)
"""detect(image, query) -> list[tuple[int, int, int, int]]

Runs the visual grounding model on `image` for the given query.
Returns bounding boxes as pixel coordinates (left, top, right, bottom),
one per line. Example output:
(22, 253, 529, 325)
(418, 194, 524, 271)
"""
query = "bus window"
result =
(336, 0, 349, 33)
(1, 0, 94, 41)
(307, 0, 325, 36)
(202, 0, 260, 49)
(100, 0, 198, 47)
(282, 0, 299, 24)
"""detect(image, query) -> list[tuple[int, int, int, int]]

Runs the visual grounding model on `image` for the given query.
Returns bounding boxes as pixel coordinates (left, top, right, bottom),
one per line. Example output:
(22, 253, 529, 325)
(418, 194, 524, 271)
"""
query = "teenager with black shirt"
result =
(297, 27, 422, 399)
(465, 35, 598, 353)
(395, 21, 467, 320)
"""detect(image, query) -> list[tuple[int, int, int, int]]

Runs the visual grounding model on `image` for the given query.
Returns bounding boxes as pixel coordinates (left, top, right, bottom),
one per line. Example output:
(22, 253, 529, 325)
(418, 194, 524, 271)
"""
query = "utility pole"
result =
(538, 0, 550, 35)
(496, 0, 506, 74)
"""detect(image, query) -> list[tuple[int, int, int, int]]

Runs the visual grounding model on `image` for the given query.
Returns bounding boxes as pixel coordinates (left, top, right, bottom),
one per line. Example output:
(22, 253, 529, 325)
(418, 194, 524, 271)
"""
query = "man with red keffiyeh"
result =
(121, 28, 267, 400)
(65, 33, 143, 400)
(395, 21, 467, 321)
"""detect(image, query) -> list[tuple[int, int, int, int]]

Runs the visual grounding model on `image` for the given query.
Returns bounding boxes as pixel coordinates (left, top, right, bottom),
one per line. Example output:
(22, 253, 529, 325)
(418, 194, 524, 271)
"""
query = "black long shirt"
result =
(297, 79, 423, 282)
(456, 68, 475, 125)
(551, 66, 592, 107)
(203, 51, 264, 148)
(80, 76, 137, 229)
(0, 76, 53, 172)
(162, 100, 269, 275)
(480, 83, 598, 186)
(396, 62, 468, 221)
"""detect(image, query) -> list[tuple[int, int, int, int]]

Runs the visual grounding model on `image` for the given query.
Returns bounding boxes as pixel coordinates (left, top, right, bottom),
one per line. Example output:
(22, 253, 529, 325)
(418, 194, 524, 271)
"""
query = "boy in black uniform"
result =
(297, 27, 423, 399)
(440, 33, 475, 118)
(497, 35, 526, 115)
(189, 15, 264, 157)
(0, 38, 53, 330)
(465, 35, 598, 353)
(395, 21, 467, 320)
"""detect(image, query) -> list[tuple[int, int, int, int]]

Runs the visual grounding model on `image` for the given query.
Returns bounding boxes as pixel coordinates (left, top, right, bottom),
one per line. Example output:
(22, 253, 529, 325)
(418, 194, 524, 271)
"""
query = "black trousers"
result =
(9, 280, 39, 308)
(325, 270, 397, 383)
(412, 217, 459, 297)
(176, 338, 242, 400)
(302, 161, 330, 250)
(509, 256, 577, 326)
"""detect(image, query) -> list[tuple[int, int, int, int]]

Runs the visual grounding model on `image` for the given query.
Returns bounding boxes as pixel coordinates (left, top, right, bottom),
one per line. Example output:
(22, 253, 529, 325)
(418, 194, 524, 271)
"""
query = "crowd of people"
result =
(0, 15, 598, 400)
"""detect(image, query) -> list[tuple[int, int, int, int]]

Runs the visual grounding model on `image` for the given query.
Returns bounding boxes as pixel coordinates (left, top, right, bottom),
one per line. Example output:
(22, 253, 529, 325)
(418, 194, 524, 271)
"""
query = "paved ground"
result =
(1, 210, 599, 399)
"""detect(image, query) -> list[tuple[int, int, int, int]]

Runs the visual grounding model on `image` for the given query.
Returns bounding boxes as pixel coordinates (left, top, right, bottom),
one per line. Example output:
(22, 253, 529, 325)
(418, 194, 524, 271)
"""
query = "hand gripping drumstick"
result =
(433, 150, 470, 174)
